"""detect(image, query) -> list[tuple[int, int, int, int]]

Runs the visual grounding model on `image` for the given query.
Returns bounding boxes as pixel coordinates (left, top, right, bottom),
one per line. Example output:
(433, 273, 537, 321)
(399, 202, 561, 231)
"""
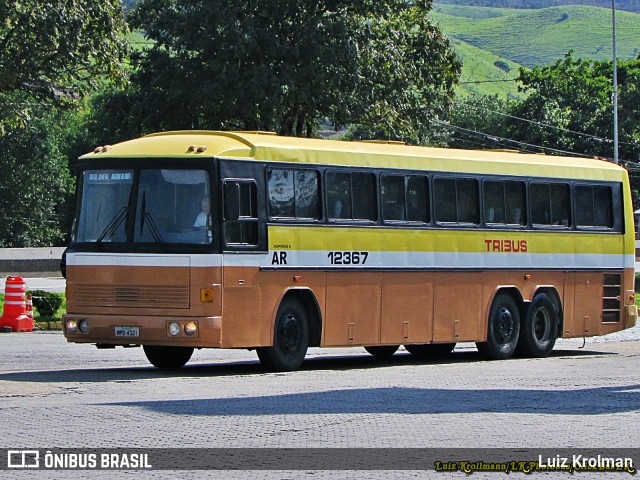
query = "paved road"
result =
(0, 330, 638, 479)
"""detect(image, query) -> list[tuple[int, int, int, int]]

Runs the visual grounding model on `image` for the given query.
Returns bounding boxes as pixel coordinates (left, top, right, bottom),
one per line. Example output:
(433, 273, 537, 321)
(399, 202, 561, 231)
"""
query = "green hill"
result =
(432, 5, 640, 66)
(448, 39, 522, 98)
(431, 4, 640, 97)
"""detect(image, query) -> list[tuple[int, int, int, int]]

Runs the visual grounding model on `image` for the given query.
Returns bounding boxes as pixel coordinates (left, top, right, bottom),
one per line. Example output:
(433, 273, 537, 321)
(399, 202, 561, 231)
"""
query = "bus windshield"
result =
(74, 168, 212, 245)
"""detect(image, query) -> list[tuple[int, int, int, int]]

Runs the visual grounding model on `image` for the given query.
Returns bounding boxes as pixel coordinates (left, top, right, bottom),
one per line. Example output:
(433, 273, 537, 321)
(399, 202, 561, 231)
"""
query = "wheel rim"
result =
(278, 313, 301, 354)
(533, 307, 551, 344)
(494, 307, 514, 344)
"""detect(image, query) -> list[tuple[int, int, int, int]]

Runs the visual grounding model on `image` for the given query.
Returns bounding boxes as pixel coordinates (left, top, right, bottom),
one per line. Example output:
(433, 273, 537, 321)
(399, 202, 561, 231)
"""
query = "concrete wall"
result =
(0, 248, 65, 277)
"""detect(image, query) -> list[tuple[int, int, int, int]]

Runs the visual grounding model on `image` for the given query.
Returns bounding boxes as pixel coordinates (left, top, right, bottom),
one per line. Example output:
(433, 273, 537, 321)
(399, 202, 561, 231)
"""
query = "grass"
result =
(432, 5, 640, 66)
(431, 4, 640, 96)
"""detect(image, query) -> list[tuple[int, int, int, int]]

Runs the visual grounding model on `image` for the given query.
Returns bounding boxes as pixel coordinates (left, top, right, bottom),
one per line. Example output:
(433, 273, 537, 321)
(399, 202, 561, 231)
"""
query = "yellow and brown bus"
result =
(62, 131, 637, 371)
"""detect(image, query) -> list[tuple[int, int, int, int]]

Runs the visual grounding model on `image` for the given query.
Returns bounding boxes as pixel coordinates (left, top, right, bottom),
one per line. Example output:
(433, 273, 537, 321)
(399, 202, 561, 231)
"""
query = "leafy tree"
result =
(506, 53, 640, 162)
(0, 105, 76, 247)
(445, 95, 510, 150)
(0, 0, 129, 134)
(124, 0, 460, 143)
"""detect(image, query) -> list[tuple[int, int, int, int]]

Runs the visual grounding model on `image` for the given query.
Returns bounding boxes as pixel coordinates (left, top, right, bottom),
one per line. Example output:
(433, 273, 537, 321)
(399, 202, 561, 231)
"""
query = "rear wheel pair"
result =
(477, 292, 558, 360)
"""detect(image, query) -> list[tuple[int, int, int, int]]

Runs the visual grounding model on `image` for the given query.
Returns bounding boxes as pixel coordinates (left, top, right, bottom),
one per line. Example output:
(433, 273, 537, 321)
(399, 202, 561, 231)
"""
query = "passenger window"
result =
(575, 185, 613, 229)
(434, 177, 478, 225)
(267, 169, 320, 220)
(531, 182, 570, 227)
(326, 171, 352, 219)
(484, 180, 525, 226)
(327, 171, 376, 221)
(406, 176, 429, 223)
(382, 175, 429, 224)
(382, 175, 405, 221)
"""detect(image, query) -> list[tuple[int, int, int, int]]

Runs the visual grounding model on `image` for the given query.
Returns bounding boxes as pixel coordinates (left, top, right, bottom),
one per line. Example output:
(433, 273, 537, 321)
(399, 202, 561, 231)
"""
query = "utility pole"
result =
(612, 0, 619, 164)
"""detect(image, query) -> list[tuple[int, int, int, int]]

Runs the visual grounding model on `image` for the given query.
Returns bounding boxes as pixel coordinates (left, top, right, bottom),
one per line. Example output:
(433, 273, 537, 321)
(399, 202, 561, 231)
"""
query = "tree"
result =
(445, 95, 510, 150)
(0, 0, 129, 134)
(126, 0, 460, 143)
(506, 53, 640, 161)
(0, 106, 76, 247)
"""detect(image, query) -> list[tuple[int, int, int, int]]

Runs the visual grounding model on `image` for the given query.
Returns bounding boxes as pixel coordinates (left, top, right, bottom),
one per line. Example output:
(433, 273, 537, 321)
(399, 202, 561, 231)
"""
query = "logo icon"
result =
(7, 450, 39, 468)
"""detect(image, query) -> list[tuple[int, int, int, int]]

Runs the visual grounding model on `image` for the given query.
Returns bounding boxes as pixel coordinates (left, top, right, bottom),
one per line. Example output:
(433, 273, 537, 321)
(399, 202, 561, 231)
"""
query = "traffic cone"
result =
(26, 294, 34, 319)
(0, 276, 34, 332)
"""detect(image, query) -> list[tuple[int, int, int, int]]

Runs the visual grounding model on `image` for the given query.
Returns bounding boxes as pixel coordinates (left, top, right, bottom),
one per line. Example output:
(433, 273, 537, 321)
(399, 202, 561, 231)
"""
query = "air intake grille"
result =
(602, 274, 622, 323)
(75, 284, 190, 309)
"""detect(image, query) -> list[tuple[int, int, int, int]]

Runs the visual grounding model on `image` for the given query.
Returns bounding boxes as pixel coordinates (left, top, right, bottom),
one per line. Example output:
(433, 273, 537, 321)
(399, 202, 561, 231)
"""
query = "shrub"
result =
(29, 290, 64, 317)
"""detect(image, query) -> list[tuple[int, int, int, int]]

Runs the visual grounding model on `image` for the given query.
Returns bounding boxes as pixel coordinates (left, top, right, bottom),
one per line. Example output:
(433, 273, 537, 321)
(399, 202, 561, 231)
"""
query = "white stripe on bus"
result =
(66, 251, 633, 269)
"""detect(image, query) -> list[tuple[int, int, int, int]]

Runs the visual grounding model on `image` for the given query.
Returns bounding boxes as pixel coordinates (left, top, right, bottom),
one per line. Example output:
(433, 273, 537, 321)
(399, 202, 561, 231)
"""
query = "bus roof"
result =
(81, 130, 627, 181)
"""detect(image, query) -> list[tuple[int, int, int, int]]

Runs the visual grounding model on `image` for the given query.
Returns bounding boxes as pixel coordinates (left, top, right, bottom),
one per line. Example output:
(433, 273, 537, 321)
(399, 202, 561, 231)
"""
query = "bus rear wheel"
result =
(516, 293, 558, 358)
(143, 345, 194, 369)
(364, 345, 399, 357)
(405, 343, 456, 357)
(476, 293, 520, 360)
(257, 297, 309, 372)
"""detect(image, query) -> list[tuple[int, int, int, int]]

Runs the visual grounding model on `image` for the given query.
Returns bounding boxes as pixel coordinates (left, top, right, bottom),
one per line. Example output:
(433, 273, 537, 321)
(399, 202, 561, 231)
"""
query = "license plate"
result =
(115, 326, 140, 337)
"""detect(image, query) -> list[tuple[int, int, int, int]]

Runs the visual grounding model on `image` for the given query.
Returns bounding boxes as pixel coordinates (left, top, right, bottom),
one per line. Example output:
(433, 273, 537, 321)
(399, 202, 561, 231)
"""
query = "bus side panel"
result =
(258, 269, 328, 347)
(324, 272, 380, 346)
(380, 272, 433, 345)
(433, 272, 483, 342)
(564, 271, 602, 338)
(221, 266, 264, 347)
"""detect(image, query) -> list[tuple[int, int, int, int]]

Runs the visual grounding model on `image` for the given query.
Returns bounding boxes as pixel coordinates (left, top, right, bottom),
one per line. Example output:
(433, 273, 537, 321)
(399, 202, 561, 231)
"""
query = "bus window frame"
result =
(529, 180, 572, 230)
(266, 166, 322, 223)
(380, 173, 430, 226)
(69, 159, 219, 254)
(325, 168, 378, 224)
(433, 175, 480, 227)
(482, 178, 527, 230)
(573, 183, 616, 231)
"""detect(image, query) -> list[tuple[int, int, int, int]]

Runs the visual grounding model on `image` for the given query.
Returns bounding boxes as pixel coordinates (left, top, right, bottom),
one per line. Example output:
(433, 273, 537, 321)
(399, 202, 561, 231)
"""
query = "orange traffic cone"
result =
(0, 276, 34, 332)
(26, 294, 34, 319)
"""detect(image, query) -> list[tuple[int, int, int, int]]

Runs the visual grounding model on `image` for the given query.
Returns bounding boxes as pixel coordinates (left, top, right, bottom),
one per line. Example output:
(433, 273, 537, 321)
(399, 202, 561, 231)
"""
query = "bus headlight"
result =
(168, 322, 181, 336)
(184, 321, 198, 336)
(78, 319, 90, 333)
(66, 319, 78, 334)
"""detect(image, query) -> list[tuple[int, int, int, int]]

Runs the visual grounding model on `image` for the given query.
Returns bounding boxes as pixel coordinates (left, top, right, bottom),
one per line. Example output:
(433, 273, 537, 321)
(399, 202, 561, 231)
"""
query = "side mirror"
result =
(223, 182, 240, 221)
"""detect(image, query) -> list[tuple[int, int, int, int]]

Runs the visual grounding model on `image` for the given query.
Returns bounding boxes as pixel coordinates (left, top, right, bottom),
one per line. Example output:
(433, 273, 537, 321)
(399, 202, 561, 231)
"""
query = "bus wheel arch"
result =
(285, 288, 322, 347)
(257, 289, 319, 371)
(517, 288, 561, 358)
(477, 288, 522, 360)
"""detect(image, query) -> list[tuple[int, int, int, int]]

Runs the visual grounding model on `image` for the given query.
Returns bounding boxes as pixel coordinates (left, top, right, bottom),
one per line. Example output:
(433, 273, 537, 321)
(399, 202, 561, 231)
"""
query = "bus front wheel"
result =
(143, 345, 194, 369)
(257, 297, 309, 372)
(516, 293, 558, 358)
(476, 293, 520, 360)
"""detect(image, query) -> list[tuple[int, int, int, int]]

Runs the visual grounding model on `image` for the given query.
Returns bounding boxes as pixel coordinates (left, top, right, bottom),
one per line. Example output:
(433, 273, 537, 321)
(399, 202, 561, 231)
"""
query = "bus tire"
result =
(143, 345, 194, 369)
(476, 293, 520, 360)
(516, 293, 558, 358)
(257, 297, 309, 372)
(405, 343, 456, 357)
(364, 345, 399, 357)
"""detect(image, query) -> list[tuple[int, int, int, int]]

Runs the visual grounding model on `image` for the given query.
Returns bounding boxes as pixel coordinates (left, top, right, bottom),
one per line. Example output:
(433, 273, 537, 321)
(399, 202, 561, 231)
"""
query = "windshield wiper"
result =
(139, 192, 165, 247)
(96, 207, 128, 246)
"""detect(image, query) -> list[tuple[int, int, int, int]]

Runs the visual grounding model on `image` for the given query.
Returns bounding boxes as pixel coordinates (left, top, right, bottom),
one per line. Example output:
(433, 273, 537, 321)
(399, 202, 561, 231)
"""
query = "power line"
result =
(453, 100, 640, 148)
(459, 78, 519, 84)
(436, 120, 604, 159)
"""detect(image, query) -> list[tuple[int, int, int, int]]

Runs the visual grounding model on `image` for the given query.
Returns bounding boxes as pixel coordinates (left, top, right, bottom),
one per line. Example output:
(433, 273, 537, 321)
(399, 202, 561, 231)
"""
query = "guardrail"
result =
(0, 248, 65, 277)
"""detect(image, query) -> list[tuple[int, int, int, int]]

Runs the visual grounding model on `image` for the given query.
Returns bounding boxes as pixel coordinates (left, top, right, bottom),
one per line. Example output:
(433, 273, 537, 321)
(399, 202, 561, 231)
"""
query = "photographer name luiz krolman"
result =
(7, 450, 151, 470)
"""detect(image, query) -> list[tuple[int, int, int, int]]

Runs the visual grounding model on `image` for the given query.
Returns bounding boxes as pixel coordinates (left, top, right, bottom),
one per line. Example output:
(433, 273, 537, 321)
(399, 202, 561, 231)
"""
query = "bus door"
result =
(220, 173, 269, 347)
